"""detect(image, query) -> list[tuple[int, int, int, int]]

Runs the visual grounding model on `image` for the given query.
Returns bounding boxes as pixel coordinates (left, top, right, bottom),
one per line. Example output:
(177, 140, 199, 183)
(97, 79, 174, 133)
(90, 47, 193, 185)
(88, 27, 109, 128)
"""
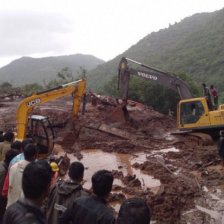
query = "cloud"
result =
(0, 10, 73, 56)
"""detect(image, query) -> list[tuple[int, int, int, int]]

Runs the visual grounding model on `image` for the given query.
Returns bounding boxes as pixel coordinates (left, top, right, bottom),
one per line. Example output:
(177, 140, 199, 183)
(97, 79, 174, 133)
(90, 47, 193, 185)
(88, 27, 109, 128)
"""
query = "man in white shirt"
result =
(7, 143, 37, 208)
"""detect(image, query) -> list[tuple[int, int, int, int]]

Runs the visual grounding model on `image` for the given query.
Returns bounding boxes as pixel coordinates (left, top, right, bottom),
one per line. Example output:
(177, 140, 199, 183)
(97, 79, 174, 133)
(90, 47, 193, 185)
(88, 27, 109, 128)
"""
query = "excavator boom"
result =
(118, 57, 193, 103)
(16, 79, 86, 141)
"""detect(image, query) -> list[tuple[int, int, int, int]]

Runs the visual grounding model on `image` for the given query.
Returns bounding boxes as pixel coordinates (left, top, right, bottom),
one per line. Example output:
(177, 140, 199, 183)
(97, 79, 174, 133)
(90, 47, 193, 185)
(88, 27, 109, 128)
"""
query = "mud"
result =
(1, 95, 224, 223)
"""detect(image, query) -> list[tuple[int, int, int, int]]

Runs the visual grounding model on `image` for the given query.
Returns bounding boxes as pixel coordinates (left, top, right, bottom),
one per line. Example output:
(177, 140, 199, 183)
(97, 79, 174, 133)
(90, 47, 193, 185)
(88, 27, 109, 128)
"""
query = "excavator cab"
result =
(178, 97, 211, 130)
(27, 115, 54, 158)
(179, 100, 205, 125)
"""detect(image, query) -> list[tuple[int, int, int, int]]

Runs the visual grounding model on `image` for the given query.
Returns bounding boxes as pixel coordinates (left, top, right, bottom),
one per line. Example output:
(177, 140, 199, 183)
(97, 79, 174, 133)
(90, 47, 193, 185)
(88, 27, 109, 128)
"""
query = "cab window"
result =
(32, 120, 46, 138)
(180, 101, 204, 125)
(42, 119, 54, 138)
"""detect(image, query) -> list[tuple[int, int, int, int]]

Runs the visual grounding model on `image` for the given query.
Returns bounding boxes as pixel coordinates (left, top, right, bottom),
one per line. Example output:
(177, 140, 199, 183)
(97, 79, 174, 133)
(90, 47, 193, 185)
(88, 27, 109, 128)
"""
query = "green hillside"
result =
(87, 8, 224, 100)
(0, 54, 104, 86)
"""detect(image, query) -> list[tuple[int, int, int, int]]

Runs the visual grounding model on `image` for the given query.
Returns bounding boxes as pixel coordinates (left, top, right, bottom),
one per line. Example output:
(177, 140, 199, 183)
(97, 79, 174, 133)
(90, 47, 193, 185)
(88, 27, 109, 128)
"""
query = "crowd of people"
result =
(202, 83, 219, 110)
(0, 131, 151, 224)
(0, 84, 221, 223)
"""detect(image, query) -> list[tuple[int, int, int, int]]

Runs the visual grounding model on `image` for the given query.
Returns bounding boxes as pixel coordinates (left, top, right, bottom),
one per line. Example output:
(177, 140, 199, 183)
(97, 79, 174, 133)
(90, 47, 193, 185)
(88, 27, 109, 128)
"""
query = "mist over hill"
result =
(1, 7, 224, 100)
(0, 54, 104, 86)
(86, 8, 224, 98)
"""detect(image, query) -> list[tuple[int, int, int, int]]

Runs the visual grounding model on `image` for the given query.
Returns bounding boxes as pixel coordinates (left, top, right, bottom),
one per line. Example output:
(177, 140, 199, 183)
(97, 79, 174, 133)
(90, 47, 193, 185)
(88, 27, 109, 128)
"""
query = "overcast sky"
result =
(0, 0, 223, 68)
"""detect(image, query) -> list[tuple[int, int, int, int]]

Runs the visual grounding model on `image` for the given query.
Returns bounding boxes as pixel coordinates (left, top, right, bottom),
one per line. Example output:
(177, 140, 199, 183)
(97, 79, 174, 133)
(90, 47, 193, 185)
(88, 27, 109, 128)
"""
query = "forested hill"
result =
(87, 8, 224, 98)
(0, 54, 104, 86)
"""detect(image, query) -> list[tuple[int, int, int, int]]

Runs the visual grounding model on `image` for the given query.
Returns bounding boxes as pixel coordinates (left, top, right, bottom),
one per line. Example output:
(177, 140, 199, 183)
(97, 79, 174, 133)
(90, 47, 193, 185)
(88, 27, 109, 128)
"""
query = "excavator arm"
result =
(116, 58, 222, 145)
(118, 57, 193, 105)
(16, 79, 86, 140)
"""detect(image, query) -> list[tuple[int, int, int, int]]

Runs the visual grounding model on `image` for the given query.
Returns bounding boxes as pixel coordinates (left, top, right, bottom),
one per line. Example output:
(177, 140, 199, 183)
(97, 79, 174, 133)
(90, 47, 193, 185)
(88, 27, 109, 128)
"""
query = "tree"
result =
(44, 67, 74, 89)
(103, 75, 118, 97)
(77, 66, 87, 79)
(0, 82, 13, 94)
(103, 71, 200, 115)
(175, 71, 200, 97)
(21, 83, 43, 97)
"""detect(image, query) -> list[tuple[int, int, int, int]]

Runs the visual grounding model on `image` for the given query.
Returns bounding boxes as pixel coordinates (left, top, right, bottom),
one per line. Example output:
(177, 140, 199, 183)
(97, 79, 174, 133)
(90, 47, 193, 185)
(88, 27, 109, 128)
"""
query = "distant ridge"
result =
(0, 54, 104, 85)
(86, 7, 224, 96)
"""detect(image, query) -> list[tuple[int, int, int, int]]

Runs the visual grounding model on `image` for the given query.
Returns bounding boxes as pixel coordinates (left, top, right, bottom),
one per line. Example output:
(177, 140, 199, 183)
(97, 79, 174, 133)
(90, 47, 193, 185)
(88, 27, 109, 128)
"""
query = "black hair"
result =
(22, 160, 52, 199)
(21, 138, 34, 151)
(69, 162, 84, 180)
(24, 143, 37, 161)
(3, 131, 14, 142)
(91, 170, 113, 197)
(220, 130, 224, 137)
(118, 198, 151, 224)
(210, 85, 214, 89)
(0, 134, 4, 142)
(5, 149, 19, 164)
(202, 83, 206, 87)
(11, 140, 22, 150)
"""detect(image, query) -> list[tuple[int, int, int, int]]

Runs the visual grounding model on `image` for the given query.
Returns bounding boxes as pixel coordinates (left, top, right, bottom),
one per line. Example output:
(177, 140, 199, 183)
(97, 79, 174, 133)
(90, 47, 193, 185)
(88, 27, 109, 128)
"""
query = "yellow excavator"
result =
(16, 78, 86, 158)
(117, 57, 224, 143)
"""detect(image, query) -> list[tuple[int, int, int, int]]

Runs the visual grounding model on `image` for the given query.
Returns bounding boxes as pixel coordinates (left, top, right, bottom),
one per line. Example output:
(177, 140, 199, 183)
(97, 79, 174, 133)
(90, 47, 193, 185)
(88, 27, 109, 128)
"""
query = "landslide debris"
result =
(0, 94, 223, 223)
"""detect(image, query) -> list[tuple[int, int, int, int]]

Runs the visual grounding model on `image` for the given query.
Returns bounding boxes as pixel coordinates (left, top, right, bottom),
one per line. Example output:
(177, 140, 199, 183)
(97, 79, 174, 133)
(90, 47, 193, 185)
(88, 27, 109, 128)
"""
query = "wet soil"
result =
(1, 95, 224, 223)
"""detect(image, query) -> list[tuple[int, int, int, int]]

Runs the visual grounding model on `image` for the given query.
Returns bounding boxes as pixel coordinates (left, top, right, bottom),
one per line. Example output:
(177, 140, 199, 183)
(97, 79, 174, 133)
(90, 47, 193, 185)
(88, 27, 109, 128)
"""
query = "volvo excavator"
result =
(16, 78, 86, 158)
(117, 57, 224, 144)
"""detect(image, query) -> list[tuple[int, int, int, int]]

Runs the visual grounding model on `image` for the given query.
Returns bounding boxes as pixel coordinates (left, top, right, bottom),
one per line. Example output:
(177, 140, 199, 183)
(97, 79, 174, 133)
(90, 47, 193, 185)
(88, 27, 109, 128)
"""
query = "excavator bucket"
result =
(110, 105, 129, 123)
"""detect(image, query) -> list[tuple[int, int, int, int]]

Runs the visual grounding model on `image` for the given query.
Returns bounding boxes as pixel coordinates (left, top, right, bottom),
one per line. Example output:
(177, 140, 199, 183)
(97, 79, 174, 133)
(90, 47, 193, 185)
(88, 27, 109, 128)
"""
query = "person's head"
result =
(22, 160, 52, 204)
(91, 170, 113, 197)
(21, 138, 34, 152)
(24, 143, 37, 162)
(0, 134, 4, 142)
(69, 162, 84, 182)
(202, 83, 206, 88)
(11, 140, 22, 152)
(118, 198, 151, 224)
(210, 85, 214, 89)
(5, 149, 19, 165)
(220, 130, 224, 137)
(3, 131, 14, 142)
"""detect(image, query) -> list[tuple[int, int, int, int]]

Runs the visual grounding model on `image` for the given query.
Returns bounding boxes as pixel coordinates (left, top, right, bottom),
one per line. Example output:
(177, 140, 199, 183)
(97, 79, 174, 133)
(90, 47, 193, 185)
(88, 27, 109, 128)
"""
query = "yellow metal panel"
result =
(178, 97, 211, 129)
(209, 110, 224, 126)
(16, 79, 86, 140)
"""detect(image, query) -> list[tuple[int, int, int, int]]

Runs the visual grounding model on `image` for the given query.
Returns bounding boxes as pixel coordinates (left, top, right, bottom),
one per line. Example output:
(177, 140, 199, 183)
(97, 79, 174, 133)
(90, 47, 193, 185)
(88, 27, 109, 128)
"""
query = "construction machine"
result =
(16, 78, 86, 158)
(117, 57, 224, 142)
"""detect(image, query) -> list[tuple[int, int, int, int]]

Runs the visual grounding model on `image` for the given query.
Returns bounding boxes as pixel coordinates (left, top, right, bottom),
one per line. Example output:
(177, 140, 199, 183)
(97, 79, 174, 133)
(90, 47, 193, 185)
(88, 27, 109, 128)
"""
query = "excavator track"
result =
(172, 131, 213, 146)
(187, 132, 213, 146)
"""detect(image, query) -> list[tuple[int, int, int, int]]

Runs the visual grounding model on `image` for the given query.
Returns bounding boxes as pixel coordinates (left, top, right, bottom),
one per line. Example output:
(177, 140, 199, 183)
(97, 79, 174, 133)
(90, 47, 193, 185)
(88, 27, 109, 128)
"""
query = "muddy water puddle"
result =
(183, 194, 224, 224)
(54, 146, 163, 191)
(54, 146, 182, 215)
(64, 149, 161, 191)
(158, 147, 179, 153)
(196, 205, 224, 223)
(75, 149, 161, 214)
(54, 146, 182, 192)
(131, 147, 179, 163)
